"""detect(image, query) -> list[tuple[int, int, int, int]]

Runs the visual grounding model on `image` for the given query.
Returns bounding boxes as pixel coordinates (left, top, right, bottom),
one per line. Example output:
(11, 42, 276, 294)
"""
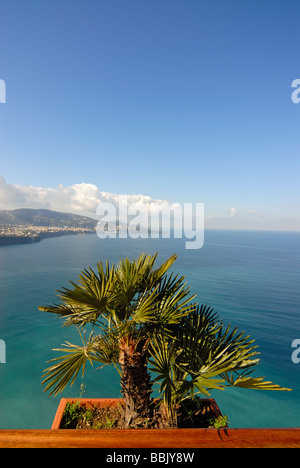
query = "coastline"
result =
(0, 229, 96, 246)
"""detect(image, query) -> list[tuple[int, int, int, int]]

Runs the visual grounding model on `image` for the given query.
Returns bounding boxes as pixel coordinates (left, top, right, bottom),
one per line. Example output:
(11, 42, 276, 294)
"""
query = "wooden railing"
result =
(0, 428, 300, 448)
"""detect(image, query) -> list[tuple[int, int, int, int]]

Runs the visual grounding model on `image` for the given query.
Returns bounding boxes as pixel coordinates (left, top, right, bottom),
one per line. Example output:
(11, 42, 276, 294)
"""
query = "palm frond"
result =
(39, 260, 116, 327)
(222, 371, 291, 391)
(42, 331, 102, 396)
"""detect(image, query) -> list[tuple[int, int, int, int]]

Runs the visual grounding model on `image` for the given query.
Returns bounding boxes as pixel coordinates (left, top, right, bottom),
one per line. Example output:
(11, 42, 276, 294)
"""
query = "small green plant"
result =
(83, 407, 93, 423)
(208, 414, 229, 429)
(94, 416, 117, 429)
(94, 423, 103, 429)
(104, 416, 117, 428)
(61, 401, 82, 428)
(79, 383, 86, 398)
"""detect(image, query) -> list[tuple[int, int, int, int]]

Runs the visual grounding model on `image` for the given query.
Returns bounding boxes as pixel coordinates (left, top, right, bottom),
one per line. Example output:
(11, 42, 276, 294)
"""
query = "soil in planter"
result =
(60, 398, 227, 429)
(61, 401, 126, 429)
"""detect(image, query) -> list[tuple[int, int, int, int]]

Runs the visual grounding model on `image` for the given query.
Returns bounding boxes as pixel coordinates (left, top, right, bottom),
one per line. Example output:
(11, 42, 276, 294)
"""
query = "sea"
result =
(0, 229, 299, 429)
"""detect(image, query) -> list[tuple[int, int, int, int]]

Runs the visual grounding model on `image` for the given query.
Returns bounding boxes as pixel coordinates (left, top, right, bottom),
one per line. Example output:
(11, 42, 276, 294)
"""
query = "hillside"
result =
(0, 209, 98, 245)
(0, 208, 98, 229)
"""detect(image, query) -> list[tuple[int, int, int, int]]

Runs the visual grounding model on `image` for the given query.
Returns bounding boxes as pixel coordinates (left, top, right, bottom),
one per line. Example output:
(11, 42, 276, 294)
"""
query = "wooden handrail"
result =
(0, 428, 300, 448)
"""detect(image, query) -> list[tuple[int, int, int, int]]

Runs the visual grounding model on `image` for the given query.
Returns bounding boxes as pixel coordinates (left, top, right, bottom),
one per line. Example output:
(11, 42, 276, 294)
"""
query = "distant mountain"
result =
(0, 208, 98, 229)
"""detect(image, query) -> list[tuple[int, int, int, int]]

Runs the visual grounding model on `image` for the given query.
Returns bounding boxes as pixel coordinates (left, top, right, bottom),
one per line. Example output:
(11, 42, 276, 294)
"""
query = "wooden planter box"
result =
(1, 399, 298, 448)
(51, 397, 223, 430)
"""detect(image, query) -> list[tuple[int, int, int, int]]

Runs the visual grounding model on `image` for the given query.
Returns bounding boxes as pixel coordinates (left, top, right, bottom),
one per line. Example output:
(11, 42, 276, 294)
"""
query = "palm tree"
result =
(149, 304, 291, 426)
(40, 252, 291, 428)
(40, 253, 196, 427)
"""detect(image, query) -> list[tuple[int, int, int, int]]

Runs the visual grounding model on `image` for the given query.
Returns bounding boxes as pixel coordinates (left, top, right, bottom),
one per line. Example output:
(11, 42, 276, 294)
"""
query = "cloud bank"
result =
(0, 176, 181, 219)
(0, 176, 298, 231)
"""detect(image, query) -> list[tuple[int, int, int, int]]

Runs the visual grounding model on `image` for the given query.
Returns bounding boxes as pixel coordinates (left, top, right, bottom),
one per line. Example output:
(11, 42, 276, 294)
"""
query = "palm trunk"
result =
(119, 336, 152, 428)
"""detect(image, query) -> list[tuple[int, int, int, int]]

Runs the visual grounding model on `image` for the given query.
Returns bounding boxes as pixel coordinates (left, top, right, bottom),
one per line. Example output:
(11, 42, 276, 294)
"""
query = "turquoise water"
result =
(0, 230, 299, 429)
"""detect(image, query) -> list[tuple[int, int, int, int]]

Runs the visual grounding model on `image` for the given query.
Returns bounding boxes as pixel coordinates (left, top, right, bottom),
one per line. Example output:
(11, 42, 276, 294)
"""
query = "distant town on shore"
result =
(0, 208, 98, 245)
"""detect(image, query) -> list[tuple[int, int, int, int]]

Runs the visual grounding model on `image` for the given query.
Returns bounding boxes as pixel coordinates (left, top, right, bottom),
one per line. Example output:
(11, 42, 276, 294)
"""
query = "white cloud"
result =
(229, 207, 239, 217)
(0, 176, 180, 219)
(225, 208, 265, 219)
(244, 210, 265, 217)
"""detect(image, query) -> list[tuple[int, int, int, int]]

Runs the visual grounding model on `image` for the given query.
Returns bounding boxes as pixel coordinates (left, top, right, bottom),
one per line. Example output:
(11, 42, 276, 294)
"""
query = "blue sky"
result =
(0, 0, 299, 230)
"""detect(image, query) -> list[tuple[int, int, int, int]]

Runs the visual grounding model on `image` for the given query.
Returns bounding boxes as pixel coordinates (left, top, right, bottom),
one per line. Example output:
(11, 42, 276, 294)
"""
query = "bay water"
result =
(0, 229, 299, 429)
